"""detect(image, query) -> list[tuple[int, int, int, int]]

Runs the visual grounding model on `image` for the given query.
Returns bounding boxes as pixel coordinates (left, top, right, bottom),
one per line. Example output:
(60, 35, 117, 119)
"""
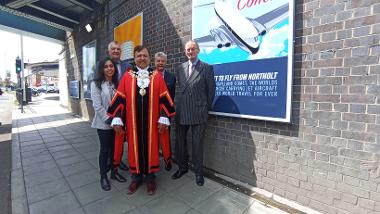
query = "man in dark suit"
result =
(107, 41, 131, 171)
(154, 52, 176, 98)
(171, 40, 216, 186)
(154, 52, 176, 164)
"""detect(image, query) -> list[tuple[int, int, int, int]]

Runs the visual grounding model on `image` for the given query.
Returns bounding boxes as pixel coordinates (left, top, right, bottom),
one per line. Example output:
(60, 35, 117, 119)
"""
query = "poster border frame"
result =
(192, 1, 295, 123)
(113, 12, 144, 60)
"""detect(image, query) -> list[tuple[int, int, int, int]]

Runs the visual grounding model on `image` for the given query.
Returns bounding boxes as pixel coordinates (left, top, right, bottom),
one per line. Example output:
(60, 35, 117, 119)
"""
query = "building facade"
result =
(64, 1, 380, 213)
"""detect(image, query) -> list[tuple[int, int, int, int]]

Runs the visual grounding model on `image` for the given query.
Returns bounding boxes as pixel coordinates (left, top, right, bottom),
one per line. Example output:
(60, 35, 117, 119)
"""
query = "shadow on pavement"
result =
(14, 113, 78, 129)
(0, 124, 12, 135)
(43, 95, 59, 101)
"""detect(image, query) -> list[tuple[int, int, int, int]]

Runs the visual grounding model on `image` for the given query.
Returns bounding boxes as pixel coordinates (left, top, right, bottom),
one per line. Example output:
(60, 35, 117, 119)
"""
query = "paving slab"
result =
(60, 160, 95, 177)
(51, 148, 80, 159)
(26, 178, 70, 204)
(55, 154, 85, 167)
(82, 193, 135, 214)
(168, 178, 222, 207)
(73, 181, 119, 206)
(65, 170, 99, 189)
(24, 167, 63, 187)
(29, 191, 80, 214)
(194, 188, 254, 214)
(23, 161, 58, 176)
(140, 194, 192, 214)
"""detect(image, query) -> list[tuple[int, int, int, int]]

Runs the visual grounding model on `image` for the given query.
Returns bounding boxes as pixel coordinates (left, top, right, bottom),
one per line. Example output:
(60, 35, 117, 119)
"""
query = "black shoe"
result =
(119, 162, 129, 171)
(100, 177, 111, 191)
(196, 175, 204, 186)
(171, 169, 188, 180)
(111, 171, 127, 183)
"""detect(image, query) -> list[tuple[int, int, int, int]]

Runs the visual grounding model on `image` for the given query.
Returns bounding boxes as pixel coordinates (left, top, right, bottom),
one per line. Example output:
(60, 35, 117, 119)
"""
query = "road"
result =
(0, 91, 14, 214)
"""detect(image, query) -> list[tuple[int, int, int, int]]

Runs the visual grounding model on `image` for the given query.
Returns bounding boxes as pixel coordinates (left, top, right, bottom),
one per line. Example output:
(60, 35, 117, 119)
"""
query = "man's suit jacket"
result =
(175, 60, 216, 125)
(118, 60, 131, 81)
(162, 69, 176, 100)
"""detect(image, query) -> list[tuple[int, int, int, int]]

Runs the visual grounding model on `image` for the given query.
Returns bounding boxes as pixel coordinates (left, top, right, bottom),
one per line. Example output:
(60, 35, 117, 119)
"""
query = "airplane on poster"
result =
(194, 0, 289, 55)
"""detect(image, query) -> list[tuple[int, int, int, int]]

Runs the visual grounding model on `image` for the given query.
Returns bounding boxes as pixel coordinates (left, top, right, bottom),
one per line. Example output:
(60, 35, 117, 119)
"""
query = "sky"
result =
(0, 28, 63, 82)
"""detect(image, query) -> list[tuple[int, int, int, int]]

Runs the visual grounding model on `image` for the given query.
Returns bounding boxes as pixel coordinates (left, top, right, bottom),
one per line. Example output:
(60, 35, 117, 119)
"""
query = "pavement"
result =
(10, 93, 298, 214)
(0, 91, 13, 214)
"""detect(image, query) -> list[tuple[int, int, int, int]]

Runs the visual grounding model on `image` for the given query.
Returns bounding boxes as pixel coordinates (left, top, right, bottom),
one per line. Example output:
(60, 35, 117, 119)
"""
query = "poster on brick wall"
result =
(82, 40, 96, 100)
(193, 0, 294, 122)
(114, 13, 143, 60)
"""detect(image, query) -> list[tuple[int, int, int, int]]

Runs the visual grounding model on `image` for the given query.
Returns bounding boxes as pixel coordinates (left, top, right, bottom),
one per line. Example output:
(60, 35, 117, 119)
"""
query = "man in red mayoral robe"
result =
(107, 45, 175, 195)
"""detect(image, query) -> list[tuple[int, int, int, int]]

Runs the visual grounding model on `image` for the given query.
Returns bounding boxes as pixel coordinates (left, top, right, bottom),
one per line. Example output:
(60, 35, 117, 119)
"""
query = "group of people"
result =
(91, 40, 216, 196)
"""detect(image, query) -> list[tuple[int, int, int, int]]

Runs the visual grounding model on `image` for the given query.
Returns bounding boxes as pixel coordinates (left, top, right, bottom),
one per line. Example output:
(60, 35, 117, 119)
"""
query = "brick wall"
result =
(65, 1, 380, 213)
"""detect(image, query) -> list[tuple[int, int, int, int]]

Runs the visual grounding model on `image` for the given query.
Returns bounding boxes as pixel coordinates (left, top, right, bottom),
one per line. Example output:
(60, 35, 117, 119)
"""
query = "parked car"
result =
(31, 87, 40, 96)
(37, 86, 47, 93)
(47, 86, 59, 93)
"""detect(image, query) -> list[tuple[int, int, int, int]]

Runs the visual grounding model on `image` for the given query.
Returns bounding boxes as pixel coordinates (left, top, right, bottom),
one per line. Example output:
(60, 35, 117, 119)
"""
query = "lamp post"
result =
(15, 33, 25, 113)
(20, 33, 26, 105)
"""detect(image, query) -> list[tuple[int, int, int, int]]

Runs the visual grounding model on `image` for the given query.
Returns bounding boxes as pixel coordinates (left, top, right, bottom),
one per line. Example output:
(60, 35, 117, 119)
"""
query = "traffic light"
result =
(16, 57, 21, 74)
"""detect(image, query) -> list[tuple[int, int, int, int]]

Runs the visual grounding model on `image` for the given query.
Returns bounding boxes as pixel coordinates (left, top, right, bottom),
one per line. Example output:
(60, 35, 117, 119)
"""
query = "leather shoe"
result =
(146, 181, 157, 196)
(171, 169, 188, 180)
(196, 175, 204, 186)
(100, 177, 111, 191)
(165, 161, 172, 171)
(110, 171, 127, 183)
(127, 181, 141, 195)
(119, 162, 129, 171)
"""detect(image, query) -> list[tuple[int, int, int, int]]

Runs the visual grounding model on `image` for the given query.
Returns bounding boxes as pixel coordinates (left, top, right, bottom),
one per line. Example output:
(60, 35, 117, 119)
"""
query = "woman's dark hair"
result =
(93, 57, 119, 89)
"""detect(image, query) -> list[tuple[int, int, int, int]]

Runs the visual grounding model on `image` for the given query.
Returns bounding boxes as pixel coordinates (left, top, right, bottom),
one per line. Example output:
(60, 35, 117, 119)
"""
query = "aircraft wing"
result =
(247, 3, 289, 36)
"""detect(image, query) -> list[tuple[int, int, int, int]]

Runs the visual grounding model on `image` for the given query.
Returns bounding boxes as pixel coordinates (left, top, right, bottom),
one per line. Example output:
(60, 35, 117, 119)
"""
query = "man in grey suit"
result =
(107, 41, 131, 170)
(108, 41, 131, 81)
(171, 40, 216, 186)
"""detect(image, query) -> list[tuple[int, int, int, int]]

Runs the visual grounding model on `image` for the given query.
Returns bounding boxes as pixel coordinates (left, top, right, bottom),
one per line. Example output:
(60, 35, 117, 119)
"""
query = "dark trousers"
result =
(131, 173, 155, 183)
(96, 129, 115, 177)
(175, 123, 206, 176)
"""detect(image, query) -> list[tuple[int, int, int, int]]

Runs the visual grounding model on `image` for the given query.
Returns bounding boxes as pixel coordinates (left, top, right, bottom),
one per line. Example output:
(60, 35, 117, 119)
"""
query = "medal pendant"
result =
(139, 88, 146, 96)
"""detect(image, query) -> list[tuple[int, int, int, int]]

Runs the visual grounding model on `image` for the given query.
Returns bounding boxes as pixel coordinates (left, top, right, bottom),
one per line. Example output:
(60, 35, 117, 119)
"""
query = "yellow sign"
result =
(114, 13, 143, 60)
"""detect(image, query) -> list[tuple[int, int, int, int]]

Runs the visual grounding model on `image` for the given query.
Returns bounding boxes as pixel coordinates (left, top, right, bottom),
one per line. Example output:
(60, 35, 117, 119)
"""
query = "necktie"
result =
(188, 64, 194, 78)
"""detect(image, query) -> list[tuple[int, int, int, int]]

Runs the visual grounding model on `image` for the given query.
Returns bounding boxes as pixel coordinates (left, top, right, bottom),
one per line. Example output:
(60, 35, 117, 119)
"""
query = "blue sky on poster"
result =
(0, 28, 62, 82)
(192, 0, 289, 64)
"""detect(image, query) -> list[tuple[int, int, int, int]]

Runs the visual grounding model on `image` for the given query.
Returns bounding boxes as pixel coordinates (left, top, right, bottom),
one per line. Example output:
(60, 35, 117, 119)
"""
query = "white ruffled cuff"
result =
(158, 117, 170, 126)
(111, 117, 124, 127)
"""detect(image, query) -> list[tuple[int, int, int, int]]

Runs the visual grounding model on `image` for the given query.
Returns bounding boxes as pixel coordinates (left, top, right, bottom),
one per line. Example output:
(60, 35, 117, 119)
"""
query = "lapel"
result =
(187, 62, 200, 84)
(180, 62, 189, 84)
(120, 61, 127, 74)
(183, 62, 190, 81)
(163, 69, 168, 83)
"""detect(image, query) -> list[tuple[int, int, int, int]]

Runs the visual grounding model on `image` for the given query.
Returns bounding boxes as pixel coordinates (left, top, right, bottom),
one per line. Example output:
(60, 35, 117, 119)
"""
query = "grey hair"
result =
(108, 41, 120, 50)
(154, 52, 167, 60)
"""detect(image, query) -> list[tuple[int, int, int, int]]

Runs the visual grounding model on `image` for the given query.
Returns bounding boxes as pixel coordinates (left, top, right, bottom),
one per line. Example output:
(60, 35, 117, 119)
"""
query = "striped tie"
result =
(188, 64, 194, 78)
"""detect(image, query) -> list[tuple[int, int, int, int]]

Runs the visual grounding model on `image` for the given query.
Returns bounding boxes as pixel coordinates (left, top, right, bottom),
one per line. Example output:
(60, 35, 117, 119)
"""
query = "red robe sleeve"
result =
(107, 72, 128, 168)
